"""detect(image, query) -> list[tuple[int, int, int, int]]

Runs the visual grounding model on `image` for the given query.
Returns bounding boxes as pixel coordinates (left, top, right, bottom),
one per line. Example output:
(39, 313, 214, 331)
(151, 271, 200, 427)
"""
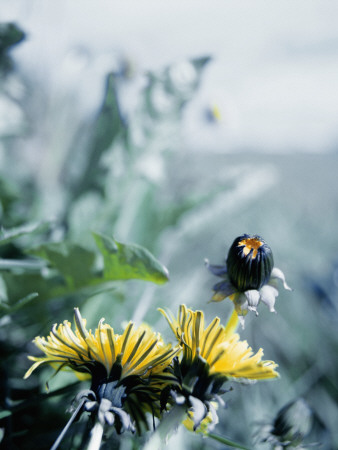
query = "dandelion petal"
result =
(189, 395, 207, 430)
(271, 267, 292, 291)
(260, 285, 278, 312)
(245, 290, 260, 311)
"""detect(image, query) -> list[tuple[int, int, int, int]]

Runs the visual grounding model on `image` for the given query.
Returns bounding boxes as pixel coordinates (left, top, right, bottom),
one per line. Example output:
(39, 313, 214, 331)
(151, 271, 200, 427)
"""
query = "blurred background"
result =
(1, 1, 338, 449)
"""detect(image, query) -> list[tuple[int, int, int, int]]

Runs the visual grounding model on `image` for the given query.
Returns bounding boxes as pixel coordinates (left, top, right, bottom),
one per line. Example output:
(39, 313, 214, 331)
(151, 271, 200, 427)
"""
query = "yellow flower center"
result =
(238, 237, 263, 259)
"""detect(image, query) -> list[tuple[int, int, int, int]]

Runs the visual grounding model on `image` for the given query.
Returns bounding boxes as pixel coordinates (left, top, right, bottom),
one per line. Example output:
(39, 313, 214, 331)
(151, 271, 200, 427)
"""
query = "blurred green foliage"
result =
(0, 22, 214, 449)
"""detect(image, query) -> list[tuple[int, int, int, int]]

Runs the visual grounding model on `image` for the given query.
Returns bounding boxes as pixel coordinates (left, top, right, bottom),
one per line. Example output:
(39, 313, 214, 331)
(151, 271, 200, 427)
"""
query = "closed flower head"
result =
(206, 234, 291, 325)
(256, 398, 314, 448)
(227, 234, 274, 291)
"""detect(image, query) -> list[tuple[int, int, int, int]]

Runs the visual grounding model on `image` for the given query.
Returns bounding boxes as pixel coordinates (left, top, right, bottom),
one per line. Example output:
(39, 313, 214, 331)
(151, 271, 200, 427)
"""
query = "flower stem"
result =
(224, 309, 239, 336)
(50, 398, 86, 450)
(206, 432, 251, 450)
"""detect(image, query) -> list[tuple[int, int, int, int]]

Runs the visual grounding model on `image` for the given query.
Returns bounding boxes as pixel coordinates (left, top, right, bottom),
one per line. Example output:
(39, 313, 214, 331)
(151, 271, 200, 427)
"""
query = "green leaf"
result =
(92, 232, 169, 284)
(0, 409, 11, 419)
(0, 259, 46, 271)
(11, 292, 39, 311)
(1, 272, 57, 305)
(7, 235, 169, 306)
(0, 222, 49, 247)
(191, 55, 212, 71)
(62, 72, 126, 204)
(0, 291, 38, 315)
(27, 242, 96, 289)
(0, 23, 25, 54)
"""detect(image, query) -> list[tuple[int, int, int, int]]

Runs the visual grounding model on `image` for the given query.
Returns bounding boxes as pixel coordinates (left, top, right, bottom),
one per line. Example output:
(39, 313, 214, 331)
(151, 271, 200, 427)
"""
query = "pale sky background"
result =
(2, 0, 338, 153)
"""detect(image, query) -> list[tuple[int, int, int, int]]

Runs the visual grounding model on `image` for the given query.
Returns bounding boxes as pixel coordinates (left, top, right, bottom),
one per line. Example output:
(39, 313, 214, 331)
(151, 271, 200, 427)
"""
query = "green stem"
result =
(206, 432, 251, 450)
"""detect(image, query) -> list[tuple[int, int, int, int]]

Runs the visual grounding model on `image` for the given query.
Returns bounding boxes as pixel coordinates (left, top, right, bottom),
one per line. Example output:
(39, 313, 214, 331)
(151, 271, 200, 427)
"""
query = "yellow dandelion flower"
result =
(24, 308, 179, 382)
(159, 305, 278, 431)
(24, 308, 180, 435)
(159, 304, 278, 381)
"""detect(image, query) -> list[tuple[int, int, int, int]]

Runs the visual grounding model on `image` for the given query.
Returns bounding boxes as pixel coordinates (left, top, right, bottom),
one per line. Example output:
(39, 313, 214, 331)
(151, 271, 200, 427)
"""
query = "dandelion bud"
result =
(226, 234, 274, 292)
(272, 398, 313, 446)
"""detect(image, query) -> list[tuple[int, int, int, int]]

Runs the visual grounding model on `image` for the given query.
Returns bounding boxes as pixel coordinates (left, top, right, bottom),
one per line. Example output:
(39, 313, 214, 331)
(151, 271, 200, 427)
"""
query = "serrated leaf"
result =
(0, 222, 49, 247)
(93, 232, 169, 284)
(27, 242, 96, 289)
(5, 235, 169, 305)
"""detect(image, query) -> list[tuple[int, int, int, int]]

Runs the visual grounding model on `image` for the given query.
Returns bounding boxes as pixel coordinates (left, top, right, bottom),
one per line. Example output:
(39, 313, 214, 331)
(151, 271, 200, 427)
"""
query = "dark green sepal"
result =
(96, 380, 126, 408)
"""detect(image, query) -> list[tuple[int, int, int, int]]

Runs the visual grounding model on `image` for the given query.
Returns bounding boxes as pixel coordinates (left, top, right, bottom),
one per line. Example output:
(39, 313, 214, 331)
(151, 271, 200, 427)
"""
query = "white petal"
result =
(271, 267, 292, 291)
(260, 285, 278, 312)
(248, 306, 259, 315)
(244, 290, 260, 316)
(245, 290, 260, 307)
